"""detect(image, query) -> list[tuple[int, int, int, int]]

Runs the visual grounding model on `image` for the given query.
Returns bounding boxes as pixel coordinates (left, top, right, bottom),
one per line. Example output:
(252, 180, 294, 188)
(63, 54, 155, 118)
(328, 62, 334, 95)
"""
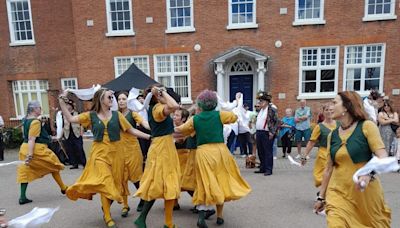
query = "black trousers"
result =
(238, 132, 252, 155)
(256, 130, 274, 174)
(64, 134, 86, 166)
(0, 133, 4, 160)
(281, 131, 292, 155)
(138, 126, 151, 161)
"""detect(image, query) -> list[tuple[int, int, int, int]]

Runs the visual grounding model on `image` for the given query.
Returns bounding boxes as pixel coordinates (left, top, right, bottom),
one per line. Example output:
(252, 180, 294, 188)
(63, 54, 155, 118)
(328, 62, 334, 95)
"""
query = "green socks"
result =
(134, 200, 155, 228)
(20, 183, 28, 200)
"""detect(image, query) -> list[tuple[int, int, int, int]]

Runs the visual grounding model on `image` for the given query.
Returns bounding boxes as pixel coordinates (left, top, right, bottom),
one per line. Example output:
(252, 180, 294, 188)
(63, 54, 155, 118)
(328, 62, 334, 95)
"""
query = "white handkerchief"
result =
(66, 84, 101, 101)
(0, 161, 24, 167)
(288, 155, 302, 167)
(8, 207, 59, 228)
(352, 156, 400, 184)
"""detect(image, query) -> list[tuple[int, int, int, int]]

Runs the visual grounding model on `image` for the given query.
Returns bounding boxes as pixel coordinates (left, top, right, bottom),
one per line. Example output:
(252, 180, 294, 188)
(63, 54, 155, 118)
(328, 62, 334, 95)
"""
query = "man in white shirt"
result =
(0, 115, 4, 161)
(237, 103, 252, 157)
(254, 92, 279, 176)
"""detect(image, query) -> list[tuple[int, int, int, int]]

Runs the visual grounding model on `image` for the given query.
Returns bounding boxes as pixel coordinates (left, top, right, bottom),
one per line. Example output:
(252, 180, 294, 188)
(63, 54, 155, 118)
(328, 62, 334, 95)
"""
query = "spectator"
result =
(249, 104, 260, 156)
(0, 115, 4, 161)
(279, 108, 295, 158)
(254, 92, 279, 176)
(363, 90, 381, 124)
(377, 100, 398, 155)
(237, 103, 252, 158)
(395, 127, 400, 164)
(294, 99, 312, 159)
(0, 208, 7, 228)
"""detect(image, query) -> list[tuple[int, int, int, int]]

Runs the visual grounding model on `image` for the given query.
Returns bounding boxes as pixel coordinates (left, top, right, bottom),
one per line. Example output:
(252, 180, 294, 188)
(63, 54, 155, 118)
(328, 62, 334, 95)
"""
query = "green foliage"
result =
(3, 127, 24, 149)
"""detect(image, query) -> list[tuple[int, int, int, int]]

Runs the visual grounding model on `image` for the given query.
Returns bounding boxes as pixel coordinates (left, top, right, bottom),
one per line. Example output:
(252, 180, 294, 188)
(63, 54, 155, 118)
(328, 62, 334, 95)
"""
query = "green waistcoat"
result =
(148, 104, 174, 137)
(193, 111, 224, 146)
(175, 139, 187, 149)
(90, 111, 121, 142)
(23, 119, 51, 144)
(318, 122, 338, 148)
(186, 135, 197, 149)
(330, 121, 372, 164)
(125, 111, 137, 129)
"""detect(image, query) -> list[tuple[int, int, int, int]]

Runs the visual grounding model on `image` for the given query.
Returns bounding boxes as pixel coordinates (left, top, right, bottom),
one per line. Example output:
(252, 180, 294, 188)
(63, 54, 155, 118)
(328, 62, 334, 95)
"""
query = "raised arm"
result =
(58, 93, 80, 124)
(152, 87, 179, 116)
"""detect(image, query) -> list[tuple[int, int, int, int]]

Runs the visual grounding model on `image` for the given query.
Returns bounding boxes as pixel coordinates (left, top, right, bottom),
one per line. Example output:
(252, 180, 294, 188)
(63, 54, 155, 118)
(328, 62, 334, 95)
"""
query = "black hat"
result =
(256, 91, 272, 102)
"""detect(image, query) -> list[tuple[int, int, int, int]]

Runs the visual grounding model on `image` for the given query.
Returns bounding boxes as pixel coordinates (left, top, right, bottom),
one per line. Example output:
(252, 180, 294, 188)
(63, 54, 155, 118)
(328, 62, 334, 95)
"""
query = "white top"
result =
(238, 111, 251, 134)
(363, 98, 377, 123)
(256, 106, 269, 131)
(0, 115, 4, 127)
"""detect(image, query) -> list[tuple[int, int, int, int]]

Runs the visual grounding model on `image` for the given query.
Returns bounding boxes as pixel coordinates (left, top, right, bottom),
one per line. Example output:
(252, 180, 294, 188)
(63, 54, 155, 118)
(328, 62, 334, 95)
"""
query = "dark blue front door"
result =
(230, 74, 253, 110)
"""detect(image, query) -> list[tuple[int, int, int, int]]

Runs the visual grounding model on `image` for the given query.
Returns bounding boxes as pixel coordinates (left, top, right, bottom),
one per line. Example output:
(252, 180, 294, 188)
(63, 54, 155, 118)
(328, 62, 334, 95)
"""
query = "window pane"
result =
(303, 70, 316, 81)
(346, 68, 362, 91)
(175, 75, 188, 97)
(302, 82, 316, 93)
(365, 67, 380, 79)
(321, 82, 334, 92)
(41, 92, 49, 115)
(158, 76, 171, 87)
(321, 70, 335, 80)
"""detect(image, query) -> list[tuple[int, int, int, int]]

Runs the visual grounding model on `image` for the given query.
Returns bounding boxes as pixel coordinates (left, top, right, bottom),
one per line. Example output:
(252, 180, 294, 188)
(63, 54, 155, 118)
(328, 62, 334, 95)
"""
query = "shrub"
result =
(3, 127, 23, 149)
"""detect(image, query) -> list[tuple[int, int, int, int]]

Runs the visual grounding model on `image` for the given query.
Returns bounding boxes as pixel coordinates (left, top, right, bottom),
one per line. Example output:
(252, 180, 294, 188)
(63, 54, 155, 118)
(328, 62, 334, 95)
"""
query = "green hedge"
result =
(3, 128, 24, 149)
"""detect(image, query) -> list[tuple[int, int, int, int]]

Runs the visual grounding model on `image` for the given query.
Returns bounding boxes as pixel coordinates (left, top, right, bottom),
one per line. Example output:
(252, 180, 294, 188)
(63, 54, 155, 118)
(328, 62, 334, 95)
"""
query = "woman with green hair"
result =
(175, 90, 251, 228)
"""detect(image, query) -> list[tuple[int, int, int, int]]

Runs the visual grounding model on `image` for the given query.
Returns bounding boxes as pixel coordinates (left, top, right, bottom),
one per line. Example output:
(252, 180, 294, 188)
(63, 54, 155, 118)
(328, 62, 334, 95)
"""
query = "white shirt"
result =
(0, 115, 4, 128)
(238, 111, 250, 134)
(256, 106, 269, 131)
(363, 98, 377, 123)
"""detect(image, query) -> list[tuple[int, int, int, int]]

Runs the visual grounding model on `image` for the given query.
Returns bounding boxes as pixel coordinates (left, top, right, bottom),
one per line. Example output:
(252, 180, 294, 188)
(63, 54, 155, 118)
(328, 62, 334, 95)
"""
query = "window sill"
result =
(226, 23, 258, 30)
(9, 41, 36, 47)
(362, 15, 397, 22)
(165, 27, 196, 34)
(292, 19, 326, 26)
(181, 98, 193, 105)
(297, 93, 336, 100)
(105, 31, 136, 37)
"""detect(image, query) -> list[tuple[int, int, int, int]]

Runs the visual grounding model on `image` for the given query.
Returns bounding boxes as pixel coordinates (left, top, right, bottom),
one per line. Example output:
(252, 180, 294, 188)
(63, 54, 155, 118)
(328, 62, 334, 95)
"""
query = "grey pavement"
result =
(0, 148, 399, 228)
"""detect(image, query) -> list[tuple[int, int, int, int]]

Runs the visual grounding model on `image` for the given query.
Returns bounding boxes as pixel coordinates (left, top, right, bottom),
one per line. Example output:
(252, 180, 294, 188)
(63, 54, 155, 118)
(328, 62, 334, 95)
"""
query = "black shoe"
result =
(61, 186, 68, 195)
(204, 209, 215, 219)
(197, 220, 208, 228)
(173, 203, 180, 210)
(136, 199, 144, 212)
(19, 198, 33, 205)
(121, 206, 130, 218)
(216, 217, 224, 225)
(254, 170, 263, 174)
(70, 165, 79, 169)
(264, 172, 272, 176)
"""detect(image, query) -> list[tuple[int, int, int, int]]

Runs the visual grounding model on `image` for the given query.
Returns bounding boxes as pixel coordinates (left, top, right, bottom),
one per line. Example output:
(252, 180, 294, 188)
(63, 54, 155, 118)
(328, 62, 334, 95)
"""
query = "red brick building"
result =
(1, 0, 399, 123)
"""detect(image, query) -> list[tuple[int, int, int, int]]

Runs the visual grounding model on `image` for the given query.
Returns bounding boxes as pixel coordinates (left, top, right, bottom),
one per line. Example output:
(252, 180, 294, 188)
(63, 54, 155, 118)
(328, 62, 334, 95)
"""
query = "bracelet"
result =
(316, 196, 326, 203)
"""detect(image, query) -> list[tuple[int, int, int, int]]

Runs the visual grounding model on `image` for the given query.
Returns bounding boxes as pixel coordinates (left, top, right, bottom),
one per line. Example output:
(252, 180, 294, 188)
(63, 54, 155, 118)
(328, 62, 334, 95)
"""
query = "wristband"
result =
(316, 196, 326, 203)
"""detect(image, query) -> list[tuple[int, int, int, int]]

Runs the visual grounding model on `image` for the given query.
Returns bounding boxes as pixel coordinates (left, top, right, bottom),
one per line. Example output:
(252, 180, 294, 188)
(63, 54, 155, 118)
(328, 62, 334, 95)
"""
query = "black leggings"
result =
(281, 131, 292, 155)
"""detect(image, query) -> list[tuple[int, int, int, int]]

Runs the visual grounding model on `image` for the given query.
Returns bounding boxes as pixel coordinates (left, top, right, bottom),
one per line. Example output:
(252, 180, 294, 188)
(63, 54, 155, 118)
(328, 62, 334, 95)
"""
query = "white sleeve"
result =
(217, 94, 238, 111)
(56, 111, 63, 139)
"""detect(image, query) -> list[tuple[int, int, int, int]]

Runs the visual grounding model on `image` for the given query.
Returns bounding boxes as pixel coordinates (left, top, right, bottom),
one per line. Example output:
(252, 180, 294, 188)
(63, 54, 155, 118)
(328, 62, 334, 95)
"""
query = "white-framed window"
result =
(363, 0, 397, 21)
(6, 0, 35, 46)
(114, 56, 150, 77)
(293, 0, 325, 26)
(166, 0, 195, 33)
(12, 80, 49, 118)
(105, 0, 135, 36)
(154, 54, 192, 104)
(343, 44, 385, 96)
(227, 0, 258, 30)
(61, 78, 78, 90)
(298, 46, 339, 99)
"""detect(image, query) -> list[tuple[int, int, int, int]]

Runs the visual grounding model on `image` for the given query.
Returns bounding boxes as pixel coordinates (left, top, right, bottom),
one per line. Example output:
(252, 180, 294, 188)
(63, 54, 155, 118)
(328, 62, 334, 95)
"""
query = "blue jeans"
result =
(227, 131, 237, 155)
(256, 130, 274, 174)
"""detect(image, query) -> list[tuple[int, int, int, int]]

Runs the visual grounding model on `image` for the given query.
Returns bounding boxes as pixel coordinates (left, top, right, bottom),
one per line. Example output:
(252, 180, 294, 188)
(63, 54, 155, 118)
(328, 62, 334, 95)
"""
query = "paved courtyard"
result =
(0, 148, 399, 228)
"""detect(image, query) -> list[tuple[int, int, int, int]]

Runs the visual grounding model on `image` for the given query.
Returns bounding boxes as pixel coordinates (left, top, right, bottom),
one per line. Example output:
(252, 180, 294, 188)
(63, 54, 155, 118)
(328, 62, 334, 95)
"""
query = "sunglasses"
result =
(108, 95, 113, 100)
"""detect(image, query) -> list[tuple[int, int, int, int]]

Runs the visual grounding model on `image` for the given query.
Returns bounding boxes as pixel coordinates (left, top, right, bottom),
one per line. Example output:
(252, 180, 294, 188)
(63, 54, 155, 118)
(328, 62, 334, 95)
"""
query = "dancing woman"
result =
(314, 91, 391, 227)
(301, 103, 338, 191)
(116, 91, 150, 216)
(58, 88, 150, 228)
(134, 85, 181, 228)
(17, 101, 67, 205)
(175, 90, 251, 228)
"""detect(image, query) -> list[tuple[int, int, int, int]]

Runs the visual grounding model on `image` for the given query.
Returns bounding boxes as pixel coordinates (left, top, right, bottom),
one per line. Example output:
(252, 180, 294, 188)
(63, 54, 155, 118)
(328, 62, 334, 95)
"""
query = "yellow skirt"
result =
(193, 143, 251, 206)
(177, 148, 189, 178)
(135, 135, 181, 201)
(66, 142, 123, 203)
(119, 139, 143, 196)
(313, 147, 328, 187)
(17, 143, 64, 183)
(181, 149, 196, 191)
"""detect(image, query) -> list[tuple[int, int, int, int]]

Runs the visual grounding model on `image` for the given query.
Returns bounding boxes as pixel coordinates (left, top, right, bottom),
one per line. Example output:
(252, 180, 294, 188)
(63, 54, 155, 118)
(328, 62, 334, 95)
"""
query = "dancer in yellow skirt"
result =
(314, 91, 391, 227)
(175, 90, 251, 228)
(301, 103, 338, 191)
(134, 85, 181, 228)
(117, 91, 150, 217)
(17, 101, 67, 205)
(58, 89, 151, 228)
